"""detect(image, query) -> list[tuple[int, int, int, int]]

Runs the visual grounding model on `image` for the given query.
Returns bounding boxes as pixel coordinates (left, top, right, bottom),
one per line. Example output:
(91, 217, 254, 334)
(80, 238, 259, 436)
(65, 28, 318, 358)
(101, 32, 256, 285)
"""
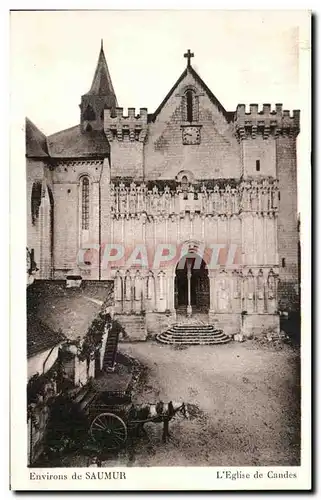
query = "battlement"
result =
(104, 107, 148, 142)
(235, 104, 300, 139)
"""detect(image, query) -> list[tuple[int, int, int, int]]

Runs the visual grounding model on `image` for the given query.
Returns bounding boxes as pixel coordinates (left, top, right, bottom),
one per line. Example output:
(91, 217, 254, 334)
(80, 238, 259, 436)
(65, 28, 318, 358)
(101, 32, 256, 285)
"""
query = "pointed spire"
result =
(86, 43, 118, 104)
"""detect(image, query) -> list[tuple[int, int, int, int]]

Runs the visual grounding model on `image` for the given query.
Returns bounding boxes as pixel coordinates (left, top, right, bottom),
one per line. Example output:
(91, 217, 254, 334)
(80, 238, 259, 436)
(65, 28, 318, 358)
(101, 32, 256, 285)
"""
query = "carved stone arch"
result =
(176, 170, 195, 184)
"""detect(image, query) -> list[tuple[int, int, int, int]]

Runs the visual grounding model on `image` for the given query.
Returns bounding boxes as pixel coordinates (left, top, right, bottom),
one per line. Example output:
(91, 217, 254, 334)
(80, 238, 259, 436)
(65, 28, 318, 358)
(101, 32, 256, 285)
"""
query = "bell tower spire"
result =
(80, 41, 118, 132)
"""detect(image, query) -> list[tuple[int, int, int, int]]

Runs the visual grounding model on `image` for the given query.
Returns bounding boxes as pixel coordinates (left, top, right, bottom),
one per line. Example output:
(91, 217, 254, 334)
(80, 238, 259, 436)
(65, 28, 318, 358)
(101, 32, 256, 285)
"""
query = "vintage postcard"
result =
(10, 9, 311, 490)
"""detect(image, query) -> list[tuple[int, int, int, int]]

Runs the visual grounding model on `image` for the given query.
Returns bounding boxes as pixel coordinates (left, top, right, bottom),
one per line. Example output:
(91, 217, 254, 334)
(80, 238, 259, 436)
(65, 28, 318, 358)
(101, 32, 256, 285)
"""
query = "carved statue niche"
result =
(245, 269, 255, 313)
(119, 182, 127, 214)
(133, 270, 143, 313)
(267, 269, 277, 313)
(225, 185, 232, 215)
(212, 185, 220, 214)
(180, 175, 189, 199)
(231, 187, 238, 214)
(124, 270, 132, 301)
(114, 185, 120, 216)
(271, 180, 279, 211)
(199, 184, 207, 214)
(110, 183, 117, 217)
(218, 271, 229, 312)
(261, 180, 269, 213)
(151, 186, 159, 214)
(163, 185, 171, 214)
(134, 270, 142, 300)
(146, 270, 156, 310)
(256, 268, 265, 313)
(129, 182, 137, 214)
(158, 270, 166, 301)
(250, 181, 259, 212)
(241, 182, 250, 212)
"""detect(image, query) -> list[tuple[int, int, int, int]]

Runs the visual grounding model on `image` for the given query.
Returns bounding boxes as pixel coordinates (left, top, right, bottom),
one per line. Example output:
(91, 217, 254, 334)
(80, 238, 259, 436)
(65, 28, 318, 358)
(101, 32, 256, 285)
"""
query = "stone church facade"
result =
(26, 45, 300, 339)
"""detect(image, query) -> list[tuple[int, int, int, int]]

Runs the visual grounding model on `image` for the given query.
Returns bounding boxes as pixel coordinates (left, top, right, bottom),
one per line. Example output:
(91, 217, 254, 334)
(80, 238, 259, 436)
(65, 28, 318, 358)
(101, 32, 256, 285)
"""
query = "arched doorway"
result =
(174, 256, 210, 316)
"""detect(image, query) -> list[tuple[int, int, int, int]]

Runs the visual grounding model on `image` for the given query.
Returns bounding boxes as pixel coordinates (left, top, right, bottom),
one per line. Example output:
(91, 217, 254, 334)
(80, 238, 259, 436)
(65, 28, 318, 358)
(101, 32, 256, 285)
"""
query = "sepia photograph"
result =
(10, 8, 311, 490)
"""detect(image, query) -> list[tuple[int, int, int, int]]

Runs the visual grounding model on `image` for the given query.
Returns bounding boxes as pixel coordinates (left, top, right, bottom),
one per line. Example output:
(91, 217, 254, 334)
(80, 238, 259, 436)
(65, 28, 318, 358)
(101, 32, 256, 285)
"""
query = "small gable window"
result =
(256, 160, 260, 172)
(182, 89, 199, 122)
(186, 90, 194, 122)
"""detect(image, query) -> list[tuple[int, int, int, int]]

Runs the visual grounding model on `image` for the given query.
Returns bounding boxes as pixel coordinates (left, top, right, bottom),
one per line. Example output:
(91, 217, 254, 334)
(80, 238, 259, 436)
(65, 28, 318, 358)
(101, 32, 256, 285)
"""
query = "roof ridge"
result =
(151, 64, 233, 122)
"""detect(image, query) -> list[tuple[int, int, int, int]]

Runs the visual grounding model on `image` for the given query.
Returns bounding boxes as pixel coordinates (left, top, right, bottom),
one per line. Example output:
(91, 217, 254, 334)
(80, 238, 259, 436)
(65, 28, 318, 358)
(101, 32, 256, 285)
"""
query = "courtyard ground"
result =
(60, 339, 300, 467)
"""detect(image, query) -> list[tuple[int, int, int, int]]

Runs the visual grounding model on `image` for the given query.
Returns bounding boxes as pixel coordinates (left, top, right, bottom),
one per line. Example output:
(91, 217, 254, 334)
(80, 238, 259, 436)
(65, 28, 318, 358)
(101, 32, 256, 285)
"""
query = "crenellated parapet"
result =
(235, 104, 300, 140)
(109, 179, 279, 220)
(104, 107, 148, 143)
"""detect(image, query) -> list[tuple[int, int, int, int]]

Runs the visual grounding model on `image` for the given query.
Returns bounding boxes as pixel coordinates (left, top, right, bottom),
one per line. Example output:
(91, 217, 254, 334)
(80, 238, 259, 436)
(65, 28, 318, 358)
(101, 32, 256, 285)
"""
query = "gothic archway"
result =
(174, 255, 210, 316)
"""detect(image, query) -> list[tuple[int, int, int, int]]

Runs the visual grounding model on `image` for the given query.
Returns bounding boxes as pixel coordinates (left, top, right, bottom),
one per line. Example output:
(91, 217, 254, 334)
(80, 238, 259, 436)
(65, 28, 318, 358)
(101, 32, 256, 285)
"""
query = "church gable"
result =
(145, 58, 241, 180)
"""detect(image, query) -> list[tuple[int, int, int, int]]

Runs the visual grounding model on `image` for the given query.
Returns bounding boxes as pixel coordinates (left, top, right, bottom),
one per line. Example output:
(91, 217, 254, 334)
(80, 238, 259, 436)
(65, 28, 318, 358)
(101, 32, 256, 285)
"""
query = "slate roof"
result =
(47, 125, 110, 158)
(25, 118, 49, 158)
(27, 281, 114, 357)
(85, 44, 118, 102)
(27, 316, 65, 358)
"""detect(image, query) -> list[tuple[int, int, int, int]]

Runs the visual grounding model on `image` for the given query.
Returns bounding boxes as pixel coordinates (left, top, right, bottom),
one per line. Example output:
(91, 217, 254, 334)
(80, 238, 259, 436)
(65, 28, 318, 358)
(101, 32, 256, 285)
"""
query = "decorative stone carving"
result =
(109, 180, 279, 219)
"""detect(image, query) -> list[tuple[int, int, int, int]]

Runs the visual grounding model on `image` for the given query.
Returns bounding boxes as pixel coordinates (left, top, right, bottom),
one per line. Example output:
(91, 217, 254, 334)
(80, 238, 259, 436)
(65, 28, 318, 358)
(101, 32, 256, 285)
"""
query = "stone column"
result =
(187, 260, 192, 317)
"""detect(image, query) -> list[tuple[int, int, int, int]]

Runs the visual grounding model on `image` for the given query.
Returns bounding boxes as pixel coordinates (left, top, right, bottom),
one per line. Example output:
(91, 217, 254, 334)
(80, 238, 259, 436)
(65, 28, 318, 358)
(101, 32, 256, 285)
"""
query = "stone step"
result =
(172, 324, 216, 330)
(157, 337, 230, 345)
(165, 329, 225, 335)
(156, 322, 231, 345)
(161, 332, 227, 340)
(114, 314, 147, 341)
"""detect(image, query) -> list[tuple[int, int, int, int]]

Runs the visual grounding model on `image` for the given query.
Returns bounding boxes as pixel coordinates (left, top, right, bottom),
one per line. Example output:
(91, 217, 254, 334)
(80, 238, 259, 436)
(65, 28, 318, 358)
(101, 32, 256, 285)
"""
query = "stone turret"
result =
(104, 107, 148, 143)
(235, 104, 300, 140)
(104, 107, 148, 179)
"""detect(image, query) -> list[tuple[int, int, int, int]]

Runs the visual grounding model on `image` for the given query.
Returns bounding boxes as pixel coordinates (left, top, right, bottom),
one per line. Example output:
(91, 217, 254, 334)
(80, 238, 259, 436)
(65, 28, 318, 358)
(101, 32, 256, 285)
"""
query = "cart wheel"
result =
(90, 413, 127, 450)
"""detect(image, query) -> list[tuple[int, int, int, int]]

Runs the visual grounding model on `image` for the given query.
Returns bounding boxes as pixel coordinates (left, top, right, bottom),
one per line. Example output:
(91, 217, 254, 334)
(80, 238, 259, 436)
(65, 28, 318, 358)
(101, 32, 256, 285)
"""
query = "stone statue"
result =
(134, 270, 142, 301)
(129, 182, 137, 214)
(124, 270, 132, 301)
(114, 270, 122, 301)
(119, 182, 127, 214)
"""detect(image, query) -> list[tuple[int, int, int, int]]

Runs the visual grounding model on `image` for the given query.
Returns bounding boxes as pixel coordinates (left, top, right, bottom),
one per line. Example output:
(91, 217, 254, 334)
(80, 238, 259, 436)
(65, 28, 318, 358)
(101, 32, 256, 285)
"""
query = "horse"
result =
(128, 401, 189, 443)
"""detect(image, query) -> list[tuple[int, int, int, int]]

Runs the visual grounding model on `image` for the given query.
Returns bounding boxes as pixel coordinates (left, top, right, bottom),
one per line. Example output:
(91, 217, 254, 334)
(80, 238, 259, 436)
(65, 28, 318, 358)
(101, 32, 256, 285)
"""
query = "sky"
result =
(11, 10, 309, 136)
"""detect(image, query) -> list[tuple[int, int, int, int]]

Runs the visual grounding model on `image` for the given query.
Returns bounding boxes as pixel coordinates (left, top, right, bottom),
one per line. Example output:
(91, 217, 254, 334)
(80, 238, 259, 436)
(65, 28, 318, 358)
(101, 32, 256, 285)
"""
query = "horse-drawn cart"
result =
(77, 388, 188, 451)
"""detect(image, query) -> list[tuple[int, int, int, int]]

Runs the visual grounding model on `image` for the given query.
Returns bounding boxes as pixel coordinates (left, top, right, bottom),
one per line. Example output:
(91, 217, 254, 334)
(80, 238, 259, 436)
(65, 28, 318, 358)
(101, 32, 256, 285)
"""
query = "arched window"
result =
(81, 177, 90, 230)
(182, 89, 198, 122)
